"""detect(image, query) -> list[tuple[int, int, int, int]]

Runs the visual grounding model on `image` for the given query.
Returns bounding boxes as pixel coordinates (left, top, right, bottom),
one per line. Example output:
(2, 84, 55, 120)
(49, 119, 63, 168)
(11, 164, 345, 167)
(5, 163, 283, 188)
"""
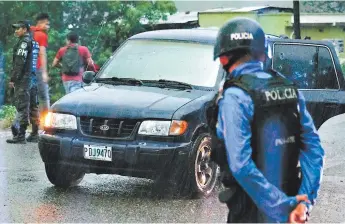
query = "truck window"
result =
(272, 44, 339, 90)
(317, 47, 338, 89)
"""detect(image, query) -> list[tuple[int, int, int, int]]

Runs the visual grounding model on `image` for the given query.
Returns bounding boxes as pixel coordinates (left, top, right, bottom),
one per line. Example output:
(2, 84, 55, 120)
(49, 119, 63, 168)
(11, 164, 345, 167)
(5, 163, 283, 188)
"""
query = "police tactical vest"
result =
(12, 34, 35, 80)
(209, 69, 302, 196)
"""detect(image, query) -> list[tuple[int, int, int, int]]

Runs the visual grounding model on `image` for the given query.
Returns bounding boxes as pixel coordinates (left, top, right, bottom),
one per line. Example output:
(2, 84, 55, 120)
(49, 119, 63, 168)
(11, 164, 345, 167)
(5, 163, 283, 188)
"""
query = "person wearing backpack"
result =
(52, 32, 95, 94)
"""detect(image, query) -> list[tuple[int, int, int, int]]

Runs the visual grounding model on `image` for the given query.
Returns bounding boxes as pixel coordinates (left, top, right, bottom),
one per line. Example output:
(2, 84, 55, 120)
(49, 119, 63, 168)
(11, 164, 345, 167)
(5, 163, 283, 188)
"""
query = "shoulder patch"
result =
(21, 42, 27, 49)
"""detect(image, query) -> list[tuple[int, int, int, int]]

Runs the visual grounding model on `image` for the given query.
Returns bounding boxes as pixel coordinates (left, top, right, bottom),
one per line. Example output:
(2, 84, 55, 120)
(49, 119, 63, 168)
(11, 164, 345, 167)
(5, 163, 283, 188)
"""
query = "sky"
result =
(174, 1, 293, 11)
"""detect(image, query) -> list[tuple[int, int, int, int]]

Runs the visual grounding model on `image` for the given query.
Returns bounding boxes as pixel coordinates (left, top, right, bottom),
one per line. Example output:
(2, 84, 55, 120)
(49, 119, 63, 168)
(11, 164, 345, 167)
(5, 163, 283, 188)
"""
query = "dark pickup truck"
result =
(38, 28, 345, 198)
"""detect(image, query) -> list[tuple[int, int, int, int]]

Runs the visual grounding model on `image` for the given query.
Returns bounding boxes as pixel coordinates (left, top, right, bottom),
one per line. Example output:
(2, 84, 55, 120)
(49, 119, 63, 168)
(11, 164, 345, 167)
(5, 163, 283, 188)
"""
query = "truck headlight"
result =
(44, 112, 77, 130)
(138, 120, 188, 136)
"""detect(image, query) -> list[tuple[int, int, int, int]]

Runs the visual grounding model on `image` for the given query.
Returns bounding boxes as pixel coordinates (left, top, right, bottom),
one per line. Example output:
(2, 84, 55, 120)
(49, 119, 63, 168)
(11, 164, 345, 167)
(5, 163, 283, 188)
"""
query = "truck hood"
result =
(52, 83, 206, 119)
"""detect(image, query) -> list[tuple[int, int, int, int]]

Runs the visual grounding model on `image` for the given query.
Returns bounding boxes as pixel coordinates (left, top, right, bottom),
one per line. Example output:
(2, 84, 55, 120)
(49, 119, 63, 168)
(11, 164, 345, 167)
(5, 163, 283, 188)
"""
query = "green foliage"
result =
(0, 1, 177, 105)
(0, 105, 16, 129)
(0, 105, 16, 119)
(301, 1, 345, 13)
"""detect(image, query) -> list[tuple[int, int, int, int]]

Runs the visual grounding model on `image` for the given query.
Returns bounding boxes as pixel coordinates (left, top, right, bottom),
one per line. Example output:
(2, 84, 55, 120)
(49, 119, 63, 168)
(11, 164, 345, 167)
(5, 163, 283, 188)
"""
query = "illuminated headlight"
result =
(44, 112, 77, 130)
(138, 120, 188, 136)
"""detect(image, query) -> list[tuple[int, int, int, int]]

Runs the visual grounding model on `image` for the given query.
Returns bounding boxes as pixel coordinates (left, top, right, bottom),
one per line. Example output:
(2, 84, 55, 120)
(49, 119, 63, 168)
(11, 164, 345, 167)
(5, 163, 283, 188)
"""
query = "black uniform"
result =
(7, 28, 36, 143)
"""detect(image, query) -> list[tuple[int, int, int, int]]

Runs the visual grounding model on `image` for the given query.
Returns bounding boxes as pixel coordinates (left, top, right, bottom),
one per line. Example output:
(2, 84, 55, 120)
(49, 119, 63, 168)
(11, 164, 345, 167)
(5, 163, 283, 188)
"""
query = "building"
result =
(140, 11, 199, 30)
(139, 5, 345, 58)
(198, 6, 345, 45)
(198, 6, 293, 36)
(197, 5, 345, 57)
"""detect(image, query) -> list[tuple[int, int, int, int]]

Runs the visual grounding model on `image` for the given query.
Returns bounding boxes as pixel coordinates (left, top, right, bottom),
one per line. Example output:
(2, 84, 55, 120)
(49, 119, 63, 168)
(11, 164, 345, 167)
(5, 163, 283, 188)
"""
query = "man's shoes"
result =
(7, 124, 28, 144)
(11, 125, 19, 137)
(26, 133, 39, 143)
(6, 135, 27, 144)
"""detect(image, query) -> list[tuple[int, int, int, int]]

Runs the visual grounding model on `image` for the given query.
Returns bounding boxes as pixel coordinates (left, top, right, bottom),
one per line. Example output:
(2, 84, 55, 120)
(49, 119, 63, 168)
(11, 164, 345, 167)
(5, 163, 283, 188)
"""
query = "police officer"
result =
(209, 17, 325, 223)
(7, 20, 39, 144)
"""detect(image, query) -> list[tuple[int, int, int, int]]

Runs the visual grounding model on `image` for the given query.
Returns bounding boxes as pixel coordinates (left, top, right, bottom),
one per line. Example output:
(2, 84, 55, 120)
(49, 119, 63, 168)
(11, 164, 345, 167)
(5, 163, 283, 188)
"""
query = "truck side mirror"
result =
(82, 71, 95, 84)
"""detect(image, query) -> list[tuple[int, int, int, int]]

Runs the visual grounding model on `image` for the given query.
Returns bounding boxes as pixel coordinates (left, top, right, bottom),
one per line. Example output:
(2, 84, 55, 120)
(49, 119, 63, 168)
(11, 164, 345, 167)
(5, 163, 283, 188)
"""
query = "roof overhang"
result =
(291, 14, 345, 26)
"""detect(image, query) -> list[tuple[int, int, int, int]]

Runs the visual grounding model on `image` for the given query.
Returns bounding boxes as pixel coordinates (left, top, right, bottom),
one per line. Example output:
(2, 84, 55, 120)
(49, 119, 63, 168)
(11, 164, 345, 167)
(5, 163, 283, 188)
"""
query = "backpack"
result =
(61, 45, 81, 76)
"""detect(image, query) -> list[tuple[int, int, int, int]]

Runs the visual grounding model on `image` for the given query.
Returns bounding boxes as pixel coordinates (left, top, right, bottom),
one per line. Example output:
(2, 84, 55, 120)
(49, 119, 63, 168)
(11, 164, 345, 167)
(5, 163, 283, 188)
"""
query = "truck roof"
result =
(129, 28, 219, 45)
(129, 28, 335, 49)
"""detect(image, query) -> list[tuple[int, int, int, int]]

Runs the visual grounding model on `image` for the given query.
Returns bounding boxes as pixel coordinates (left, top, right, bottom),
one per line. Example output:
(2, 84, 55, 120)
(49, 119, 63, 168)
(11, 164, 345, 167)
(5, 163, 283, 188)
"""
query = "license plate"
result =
(83, 145, 112, 162)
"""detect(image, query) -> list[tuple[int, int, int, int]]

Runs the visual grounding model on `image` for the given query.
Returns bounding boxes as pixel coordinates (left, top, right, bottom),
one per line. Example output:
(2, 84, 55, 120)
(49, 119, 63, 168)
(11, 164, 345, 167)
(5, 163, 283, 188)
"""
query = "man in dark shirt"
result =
(7, 20, 38, 144)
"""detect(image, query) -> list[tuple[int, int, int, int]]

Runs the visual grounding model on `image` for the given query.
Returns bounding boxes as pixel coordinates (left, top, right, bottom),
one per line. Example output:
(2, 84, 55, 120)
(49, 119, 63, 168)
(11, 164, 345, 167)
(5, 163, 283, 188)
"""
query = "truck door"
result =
(271, 42, 345, 130)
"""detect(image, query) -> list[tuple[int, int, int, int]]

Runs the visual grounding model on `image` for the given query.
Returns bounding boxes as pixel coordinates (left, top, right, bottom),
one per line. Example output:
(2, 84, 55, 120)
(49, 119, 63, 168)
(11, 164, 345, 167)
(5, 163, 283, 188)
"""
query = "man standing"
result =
(30, 13, 50, 121)
(26, 28, 41, 142)
(7, 21, 37, 144)
(52, 32, 95, 94)
(209, 18, 325, 223)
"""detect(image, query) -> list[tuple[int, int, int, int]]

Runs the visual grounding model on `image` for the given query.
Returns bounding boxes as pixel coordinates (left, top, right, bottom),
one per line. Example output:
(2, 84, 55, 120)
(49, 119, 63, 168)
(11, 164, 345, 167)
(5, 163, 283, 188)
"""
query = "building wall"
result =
(199, 12, 345, 40)
(285, 26, 345, 40)
(198, 12, 291, 36)
(257, 14, 291, 36)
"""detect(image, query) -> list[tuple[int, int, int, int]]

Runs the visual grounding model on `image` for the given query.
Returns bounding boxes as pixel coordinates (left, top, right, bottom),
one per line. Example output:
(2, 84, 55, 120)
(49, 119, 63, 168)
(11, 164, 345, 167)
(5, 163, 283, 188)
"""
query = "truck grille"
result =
(79, 116, 139, 139)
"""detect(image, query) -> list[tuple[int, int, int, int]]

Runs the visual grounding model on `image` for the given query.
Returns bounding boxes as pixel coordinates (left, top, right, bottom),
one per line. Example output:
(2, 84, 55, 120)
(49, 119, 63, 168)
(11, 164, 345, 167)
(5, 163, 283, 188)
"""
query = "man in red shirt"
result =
(30, 13, 50, 119)
(52, 32, 95, 94)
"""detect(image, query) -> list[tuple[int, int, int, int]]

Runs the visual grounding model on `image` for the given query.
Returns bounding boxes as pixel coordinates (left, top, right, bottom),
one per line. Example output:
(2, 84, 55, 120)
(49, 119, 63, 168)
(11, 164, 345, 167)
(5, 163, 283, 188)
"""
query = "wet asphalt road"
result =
(1, 115, 345, 223)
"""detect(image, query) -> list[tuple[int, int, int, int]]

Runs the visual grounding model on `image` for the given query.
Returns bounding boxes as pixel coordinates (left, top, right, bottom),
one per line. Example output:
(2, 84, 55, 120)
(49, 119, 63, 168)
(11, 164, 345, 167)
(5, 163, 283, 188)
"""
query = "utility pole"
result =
(293, 0, 301, 39)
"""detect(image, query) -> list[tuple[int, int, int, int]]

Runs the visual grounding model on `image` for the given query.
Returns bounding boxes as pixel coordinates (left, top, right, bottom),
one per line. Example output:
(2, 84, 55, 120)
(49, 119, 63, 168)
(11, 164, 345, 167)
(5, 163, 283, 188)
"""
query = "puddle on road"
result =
(32, 204, 62, 223)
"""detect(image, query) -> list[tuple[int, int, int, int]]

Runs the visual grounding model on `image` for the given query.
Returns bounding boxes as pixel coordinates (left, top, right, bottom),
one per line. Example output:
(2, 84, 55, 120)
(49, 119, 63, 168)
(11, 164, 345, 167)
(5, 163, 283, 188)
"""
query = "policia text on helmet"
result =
(208, 17, 325, 223)
(213, 17, 266, 73)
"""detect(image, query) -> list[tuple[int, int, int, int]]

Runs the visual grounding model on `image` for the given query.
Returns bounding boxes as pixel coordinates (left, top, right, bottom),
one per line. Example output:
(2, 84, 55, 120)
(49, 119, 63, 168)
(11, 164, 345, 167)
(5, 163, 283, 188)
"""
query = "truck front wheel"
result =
(45, 163, 85, 188)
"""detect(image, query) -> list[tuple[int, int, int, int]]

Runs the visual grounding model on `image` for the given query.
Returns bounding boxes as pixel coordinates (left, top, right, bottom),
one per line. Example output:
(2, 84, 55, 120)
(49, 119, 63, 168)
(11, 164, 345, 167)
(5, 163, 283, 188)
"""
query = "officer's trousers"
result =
(12, 79, 30, 130)
(12, 76, 39, 134)
(29, 75, 40, 128)
(226, 188, 261, 223)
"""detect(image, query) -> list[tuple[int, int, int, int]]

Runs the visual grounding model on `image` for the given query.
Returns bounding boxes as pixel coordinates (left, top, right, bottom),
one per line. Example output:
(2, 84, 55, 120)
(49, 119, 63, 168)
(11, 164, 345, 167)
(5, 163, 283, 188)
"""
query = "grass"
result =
(0, 105, 17, 129)
(0, 105, 35, 131)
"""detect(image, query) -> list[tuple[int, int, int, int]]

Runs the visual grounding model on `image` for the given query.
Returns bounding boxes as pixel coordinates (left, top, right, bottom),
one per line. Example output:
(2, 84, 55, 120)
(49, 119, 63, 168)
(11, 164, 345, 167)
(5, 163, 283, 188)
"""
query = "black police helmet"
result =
(214, 17, 266, 60)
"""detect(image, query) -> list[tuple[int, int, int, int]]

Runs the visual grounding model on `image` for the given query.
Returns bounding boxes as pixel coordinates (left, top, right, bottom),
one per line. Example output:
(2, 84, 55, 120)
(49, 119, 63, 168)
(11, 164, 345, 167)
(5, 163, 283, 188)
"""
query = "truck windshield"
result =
(97, 39, 220, 88)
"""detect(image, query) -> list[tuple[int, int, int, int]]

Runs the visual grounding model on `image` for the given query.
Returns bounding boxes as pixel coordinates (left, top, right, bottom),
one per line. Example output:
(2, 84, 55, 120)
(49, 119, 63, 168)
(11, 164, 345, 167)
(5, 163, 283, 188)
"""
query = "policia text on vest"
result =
(209, 70, 303, 222)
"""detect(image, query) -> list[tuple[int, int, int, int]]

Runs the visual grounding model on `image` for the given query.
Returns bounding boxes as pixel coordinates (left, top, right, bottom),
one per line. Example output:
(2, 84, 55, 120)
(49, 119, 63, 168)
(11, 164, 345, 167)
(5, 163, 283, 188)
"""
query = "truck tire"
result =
(45, 163, 85, 188)
(171, 133, 219, 198)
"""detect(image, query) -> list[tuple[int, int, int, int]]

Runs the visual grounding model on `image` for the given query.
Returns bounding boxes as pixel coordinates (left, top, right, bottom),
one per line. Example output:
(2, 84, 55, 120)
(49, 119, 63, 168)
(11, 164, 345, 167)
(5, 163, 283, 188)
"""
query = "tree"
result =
(301, 1, 345, 13)
(0, 1, 177, 104)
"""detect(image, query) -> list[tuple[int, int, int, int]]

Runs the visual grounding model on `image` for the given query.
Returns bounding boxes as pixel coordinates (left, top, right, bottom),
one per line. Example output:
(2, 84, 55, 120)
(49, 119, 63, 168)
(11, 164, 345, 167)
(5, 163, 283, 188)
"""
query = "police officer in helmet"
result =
(210, 17, 325, 223)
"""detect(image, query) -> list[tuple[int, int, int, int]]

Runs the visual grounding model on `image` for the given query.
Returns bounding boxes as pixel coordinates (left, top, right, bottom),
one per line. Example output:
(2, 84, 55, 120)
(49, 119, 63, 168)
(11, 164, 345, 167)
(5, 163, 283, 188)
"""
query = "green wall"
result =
(198, 12, 345, 40)
(198, 12, 291, 36)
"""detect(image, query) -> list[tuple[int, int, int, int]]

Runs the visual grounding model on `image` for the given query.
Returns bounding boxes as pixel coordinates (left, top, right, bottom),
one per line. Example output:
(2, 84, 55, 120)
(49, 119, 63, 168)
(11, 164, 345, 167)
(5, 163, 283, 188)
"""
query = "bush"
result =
(0, 105, 16, 129)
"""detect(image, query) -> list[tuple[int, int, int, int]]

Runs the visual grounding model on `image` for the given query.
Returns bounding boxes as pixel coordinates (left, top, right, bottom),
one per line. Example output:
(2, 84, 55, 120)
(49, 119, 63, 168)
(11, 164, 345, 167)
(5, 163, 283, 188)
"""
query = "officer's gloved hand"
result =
(289, 195, 310, 224)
